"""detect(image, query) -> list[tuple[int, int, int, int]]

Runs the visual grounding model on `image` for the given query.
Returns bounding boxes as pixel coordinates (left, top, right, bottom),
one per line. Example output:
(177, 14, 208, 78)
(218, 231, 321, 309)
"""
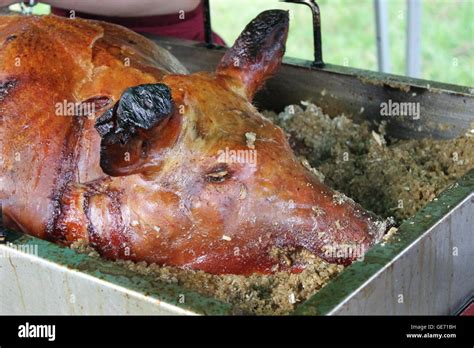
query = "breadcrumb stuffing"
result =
(245, 131, 256, 149)
(264, 101, 474, 221)
(115, 249, 344, 315)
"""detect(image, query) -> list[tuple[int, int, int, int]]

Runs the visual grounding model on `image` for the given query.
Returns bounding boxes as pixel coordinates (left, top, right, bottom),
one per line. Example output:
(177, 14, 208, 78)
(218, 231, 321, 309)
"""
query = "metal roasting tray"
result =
(1, 21, 473, 315)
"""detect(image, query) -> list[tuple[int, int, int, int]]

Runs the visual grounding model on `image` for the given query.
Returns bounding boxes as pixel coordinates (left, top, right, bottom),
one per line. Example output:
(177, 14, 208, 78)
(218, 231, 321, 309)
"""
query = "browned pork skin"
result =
(0, 12, 389, 275)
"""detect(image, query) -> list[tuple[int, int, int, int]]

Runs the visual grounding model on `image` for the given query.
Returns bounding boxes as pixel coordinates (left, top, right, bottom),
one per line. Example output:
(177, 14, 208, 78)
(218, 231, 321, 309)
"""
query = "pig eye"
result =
(205, 164, 231, 183)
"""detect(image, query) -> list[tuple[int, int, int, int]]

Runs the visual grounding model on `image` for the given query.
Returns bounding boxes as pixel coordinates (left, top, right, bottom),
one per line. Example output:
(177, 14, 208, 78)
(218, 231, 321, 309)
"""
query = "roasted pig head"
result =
(0, 11, 389, 275)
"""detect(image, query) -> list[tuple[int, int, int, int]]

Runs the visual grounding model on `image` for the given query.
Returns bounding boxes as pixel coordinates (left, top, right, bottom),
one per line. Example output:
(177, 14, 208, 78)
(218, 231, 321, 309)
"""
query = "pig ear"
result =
(216, 10, 289, 99)
(94, 83, 180, 176)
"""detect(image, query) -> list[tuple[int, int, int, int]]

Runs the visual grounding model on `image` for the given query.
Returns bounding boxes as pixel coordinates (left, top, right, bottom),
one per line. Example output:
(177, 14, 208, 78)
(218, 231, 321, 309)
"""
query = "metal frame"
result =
(202, 0, 324, 67)
(282, 0, 324, 67)
(374, 0, 391, 73)
(406, 0, 422, 77)
(19, 0, 36, 15)
(202, 0, 214, 48)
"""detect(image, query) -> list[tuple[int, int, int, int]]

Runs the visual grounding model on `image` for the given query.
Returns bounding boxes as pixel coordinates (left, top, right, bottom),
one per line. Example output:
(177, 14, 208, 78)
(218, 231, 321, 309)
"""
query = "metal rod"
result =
(0, 203, 5, 243)
(406, 0, 422, 77)
(374, 0, 391, 73)
(0, 215, 5, 244)
(202, 0, 214, 48)
(20, 0, 36, 15)
(282, 0, 324, 68)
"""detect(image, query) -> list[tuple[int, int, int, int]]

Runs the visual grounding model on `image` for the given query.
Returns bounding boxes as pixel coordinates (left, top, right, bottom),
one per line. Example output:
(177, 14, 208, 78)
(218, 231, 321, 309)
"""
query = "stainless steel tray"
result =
(1, 35, 473, 315)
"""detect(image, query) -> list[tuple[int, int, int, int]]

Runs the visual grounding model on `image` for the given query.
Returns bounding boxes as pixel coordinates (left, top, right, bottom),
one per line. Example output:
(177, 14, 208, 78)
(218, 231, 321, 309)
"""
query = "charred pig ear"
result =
(95, 83, 178, 177)
(116, 84, 173, 131)
(216, 10, 289, 100)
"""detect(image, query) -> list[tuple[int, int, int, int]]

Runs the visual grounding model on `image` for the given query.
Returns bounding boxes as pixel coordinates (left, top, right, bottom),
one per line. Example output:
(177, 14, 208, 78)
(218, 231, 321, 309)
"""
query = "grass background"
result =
(14, 0, 474, 86)
(209, 0, 473, 87)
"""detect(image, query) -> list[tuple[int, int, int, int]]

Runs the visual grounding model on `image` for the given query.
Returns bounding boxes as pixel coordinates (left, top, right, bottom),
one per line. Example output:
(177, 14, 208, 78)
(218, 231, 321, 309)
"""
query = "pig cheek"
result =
(188, 181, 243, 235)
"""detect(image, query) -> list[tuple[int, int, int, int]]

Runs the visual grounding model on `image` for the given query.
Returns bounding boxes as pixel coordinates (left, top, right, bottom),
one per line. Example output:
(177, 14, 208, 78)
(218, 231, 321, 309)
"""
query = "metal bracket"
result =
(202, 0, 324, 66)
(202, 0, 215, 48)
(282, 0, 324, 68)
(20, 0, 37, 15)
(0, 203, 5, 244)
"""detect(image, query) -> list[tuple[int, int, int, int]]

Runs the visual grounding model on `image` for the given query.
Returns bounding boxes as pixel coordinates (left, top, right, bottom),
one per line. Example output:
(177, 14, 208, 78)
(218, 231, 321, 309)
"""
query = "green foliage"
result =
(210, 0, 473, 86)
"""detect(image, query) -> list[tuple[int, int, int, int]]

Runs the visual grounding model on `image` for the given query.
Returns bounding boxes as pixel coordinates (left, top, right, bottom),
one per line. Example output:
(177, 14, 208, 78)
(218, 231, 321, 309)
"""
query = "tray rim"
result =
(293, 168, 474, 315)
